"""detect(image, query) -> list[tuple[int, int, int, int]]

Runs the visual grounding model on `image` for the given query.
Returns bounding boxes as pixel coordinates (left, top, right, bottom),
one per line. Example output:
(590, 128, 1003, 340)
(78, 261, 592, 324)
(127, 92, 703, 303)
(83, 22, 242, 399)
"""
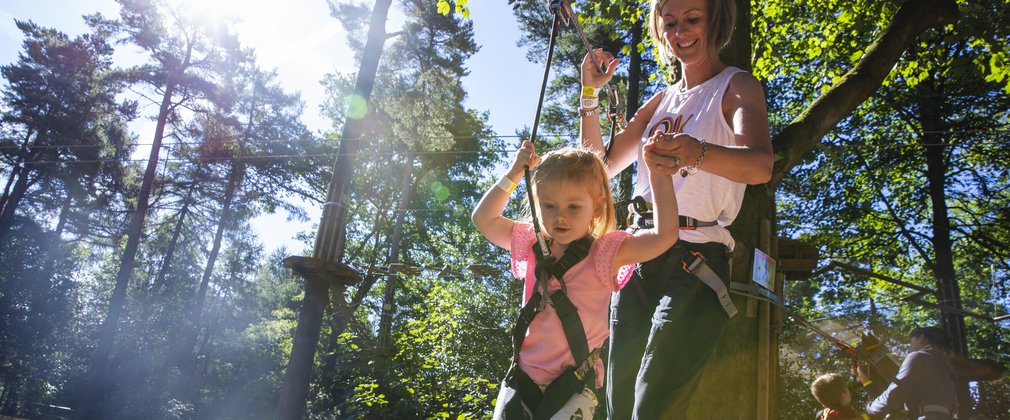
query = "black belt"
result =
(625, 196, 717, 230)
(628, 212, 717, 231)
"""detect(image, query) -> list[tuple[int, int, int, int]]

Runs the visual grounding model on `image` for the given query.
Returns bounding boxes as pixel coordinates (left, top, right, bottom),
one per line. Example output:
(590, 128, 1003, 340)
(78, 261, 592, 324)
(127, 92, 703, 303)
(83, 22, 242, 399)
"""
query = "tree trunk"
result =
(174, 163, 242, 402)
(0, 128, 34, 215)
(918, 79, 972, 412)
(616, 16, 643, 205)
(0, 166, 33, 245)
(274, 0, 392, 416)
(53, 192, 73, 238)
(0, 164, 20, 216)
(153, 180, 198, 293)
(76, 75, 178, 420)
(377, 153, 414, 355)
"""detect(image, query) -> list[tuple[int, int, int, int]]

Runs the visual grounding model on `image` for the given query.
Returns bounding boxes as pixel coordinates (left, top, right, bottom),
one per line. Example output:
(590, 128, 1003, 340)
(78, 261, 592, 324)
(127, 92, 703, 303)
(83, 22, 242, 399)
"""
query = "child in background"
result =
(471, 137, 680, 419)
(811, 373, 870, 420)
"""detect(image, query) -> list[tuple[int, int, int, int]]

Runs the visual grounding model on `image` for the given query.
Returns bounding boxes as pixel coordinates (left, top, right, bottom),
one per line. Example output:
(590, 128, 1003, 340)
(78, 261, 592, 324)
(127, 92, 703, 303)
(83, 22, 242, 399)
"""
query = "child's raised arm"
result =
(471, 140, 540, 250)
(612, 132, 681, 270)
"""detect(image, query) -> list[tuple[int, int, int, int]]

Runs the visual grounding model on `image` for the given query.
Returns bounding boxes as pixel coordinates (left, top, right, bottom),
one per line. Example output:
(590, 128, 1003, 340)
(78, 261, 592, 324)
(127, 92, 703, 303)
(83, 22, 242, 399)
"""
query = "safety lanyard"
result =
(516, 0, 626, 261)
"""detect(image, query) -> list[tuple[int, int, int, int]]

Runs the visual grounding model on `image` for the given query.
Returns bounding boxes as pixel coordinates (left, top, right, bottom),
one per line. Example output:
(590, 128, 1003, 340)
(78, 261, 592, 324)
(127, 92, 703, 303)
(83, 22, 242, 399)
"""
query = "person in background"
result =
(858, 327, 958, 420)
(810, 372, 870, 420)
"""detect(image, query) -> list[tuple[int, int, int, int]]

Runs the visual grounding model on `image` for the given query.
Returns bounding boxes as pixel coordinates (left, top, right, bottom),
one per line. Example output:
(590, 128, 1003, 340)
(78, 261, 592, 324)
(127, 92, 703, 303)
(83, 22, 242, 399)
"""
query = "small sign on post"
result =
(752, 248, 776, 290)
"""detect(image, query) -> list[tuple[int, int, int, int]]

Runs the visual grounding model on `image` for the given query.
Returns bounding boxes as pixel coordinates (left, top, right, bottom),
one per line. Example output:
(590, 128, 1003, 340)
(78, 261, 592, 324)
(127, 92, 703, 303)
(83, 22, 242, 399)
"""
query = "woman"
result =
(578, 0, 773, 417)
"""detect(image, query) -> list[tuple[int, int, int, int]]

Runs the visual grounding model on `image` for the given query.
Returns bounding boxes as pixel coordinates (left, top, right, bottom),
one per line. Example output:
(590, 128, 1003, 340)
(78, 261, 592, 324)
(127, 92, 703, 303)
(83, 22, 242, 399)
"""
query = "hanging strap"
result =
(659, 247, 737, 318)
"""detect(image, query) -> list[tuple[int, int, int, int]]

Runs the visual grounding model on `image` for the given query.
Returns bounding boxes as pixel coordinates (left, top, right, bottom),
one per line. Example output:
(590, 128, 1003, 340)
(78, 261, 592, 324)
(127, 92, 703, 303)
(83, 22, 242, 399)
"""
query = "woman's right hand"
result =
(508, 140, 540, 177)
(581, 48, 619, 89)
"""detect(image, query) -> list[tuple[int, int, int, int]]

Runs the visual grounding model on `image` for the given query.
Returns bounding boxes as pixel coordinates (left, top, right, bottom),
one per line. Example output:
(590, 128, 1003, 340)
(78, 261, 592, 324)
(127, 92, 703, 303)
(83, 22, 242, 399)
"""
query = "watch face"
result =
(581, 97, 599, 109)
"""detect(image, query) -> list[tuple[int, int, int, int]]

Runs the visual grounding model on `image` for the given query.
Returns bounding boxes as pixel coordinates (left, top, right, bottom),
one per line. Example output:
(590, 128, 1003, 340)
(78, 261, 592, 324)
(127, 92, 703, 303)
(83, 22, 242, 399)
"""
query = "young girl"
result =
(471, 139, 681, 419)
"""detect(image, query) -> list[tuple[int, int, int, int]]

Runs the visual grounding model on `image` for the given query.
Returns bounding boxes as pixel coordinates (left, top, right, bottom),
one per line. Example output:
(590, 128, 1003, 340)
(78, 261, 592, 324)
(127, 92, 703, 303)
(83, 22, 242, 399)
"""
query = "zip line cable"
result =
(14, 138, 1010, 166)
(2, 129, 1007, 153)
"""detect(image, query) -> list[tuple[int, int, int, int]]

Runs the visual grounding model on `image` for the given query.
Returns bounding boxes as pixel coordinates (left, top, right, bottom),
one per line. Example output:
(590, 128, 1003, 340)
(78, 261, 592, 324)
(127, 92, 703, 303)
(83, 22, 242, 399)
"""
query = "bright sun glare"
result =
(167, 0, 248, 25)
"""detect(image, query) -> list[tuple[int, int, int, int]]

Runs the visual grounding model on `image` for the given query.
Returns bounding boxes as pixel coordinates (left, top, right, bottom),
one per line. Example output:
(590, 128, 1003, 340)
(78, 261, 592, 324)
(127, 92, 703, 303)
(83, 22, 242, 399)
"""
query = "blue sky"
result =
(0, 0, 544, 133)
(0, 0, 545, 252)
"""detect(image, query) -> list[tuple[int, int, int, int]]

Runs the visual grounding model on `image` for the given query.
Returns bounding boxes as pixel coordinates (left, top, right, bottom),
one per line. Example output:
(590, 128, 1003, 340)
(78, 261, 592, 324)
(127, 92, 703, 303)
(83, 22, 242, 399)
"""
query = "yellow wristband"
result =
(496, 176, 517, 194)
(581, 85, 600, 98)
(861, 379, 873, 387)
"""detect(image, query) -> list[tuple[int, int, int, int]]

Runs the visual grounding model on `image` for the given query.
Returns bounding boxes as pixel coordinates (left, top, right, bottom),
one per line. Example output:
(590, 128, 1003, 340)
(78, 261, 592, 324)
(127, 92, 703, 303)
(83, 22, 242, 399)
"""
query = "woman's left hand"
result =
(652, 133, 705, 173)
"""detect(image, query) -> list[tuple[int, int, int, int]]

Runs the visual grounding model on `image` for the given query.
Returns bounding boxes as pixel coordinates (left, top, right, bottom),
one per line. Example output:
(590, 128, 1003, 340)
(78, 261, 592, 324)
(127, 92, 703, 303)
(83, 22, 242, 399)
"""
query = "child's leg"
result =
(607, 257, 664, 420)
(631, 242, 730, 419)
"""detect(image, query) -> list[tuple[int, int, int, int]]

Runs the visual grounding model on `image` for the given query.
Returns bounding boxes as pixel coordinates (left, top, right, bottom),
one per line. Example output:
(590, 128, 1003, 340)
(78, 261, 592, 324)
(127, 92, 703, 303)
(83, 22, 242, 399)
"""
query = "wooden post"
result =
(275, 257, 360, 420)
(274, 0, 392, 417)
(755, 219, 772, 420)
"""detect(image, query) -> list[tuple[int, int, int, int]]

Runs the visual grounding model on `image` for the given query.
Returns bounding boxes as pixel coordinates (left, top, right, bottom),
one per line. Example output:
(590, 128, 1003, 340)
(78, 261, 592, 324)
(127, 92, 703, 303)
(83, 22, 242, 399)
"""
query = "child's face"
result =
(535, 179, 601, 245)
(840, 387, 851, 406)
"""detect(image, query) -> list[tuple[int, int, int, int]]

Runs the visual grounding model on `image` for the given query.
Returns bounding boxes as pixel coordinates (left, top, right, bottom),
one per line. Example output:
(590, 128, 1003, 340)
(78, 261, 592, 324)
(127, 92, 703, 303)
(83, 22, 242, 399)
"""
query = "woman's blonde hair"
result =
(647, 0, 737, 68)
(531, 147, 616, 239)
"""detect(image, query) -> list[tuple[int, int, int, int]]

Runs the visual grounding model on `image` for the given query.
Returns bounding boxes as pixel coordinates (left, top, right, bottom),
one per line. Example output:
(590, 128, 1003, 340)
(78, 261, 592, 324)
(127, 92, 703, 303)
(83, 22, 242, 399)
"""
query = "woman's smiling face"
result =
(660, 0, 712, 66)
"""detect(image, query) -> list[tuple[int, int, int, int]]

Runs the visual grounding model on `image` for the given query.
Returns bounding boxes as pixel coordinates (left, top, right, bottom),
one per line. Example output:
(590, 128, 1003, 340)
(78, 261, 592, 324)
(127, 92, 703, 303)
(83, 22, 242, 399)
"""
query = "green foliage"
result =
(323, 273, 513, 419)
(768, 0, 1010, 416)
(437, 0, 469, 19)
(0, 19, 134, 242)
(0, 217, 80, 415)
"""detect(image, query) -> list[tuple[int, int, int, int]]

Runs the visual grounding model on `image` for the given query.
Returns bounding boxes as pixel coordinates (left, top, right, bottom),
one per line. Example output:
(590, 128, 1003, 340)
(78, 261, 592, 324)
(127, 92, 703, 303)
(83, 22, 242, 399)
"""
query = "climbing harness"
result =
(500, 236, 599, 420)
(624, 196, 738, 318)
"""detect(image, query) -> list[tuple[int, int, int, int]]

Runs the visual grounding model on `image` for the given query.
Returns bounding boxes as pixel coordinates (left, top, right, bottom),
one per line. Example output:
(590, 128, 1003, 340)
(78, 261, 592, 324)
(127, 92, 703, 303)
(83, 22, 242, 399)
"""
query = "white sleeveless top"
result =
(634, 66, 747, 249)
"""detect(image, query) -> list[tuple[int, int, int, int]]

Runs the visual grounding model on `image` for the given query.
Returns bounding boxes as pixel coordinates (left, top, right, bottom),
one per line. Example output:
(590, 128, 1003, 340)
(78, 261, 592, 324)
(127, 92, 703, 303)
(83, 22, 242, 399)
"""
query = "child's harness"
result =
(501, 236, 598, 420)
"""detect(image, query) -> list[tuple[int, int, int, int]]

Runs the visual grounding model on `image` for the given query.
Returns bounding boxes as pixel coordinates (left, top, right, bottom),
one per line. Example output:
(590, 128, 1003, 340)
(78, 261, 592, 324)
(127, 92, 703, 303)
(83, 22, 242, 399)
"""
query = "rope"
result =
(517, 0, 635, 261)
(521, 1, 566, 260)
(552, 0, 627, 161)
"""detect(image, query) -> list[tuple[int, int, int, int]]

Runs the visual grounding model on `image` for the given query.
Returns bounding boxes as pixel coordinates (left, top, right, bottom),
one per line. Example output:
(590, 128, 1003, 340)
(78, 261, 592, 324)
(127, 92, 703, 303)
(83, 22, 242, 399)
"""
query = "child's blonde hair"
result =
(531, 147, 616, 239)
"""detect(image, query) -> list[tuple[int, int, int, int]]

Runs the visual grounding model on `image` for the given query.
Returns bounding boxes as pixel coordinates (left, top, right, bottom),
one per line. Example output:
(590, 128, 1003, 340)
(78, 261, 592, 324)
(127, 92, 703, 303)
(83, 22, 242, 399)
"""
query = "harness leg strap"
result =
(533, 366, 587, 420)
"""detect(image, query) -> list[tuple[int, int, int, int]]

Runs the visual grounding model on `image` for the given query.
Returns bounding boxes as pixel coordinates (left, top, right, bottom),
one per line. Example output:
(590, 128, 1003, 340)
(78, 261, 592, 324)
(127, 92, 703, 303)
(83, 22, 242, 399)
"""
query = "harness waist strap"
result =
(629, 212, 718, 230)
